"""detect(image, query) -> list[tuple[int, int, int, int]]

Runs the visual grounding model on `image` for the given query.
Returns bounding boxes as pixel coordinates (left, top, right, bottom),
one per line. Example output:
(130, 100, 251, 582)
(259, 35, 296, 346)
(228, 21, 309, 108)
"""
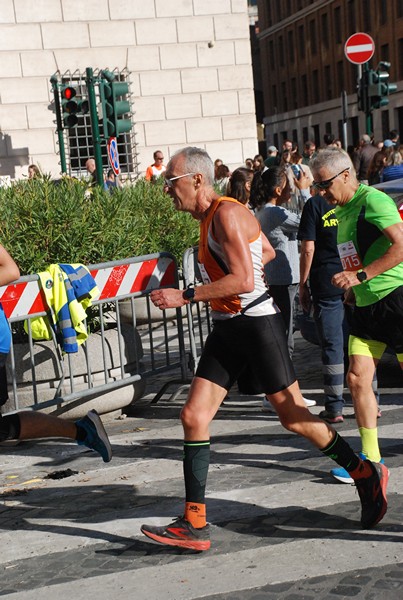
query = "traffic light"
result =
(368, 63, 397, 111)
(99, 70, 132, 139)
(60, 85, 89, 128)
(377, 62, 397, 103)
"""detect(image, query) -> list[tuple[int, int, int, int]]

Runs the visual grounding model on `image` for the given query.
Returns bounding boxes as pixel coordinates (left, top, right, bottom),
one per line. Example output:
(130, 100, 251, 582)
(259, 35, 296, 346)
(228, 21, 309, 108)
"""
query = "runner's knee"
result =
(346, 368, 374, 394)
(181, 404, 210, 431)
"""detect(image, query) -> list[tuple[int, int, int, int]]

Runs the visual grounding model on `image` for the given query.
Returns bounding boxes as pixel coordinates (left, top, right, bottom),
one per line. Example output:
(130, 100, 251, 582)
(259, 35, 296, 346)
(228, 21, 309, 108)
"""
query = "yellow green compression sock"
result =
(359, 426, 381, 463)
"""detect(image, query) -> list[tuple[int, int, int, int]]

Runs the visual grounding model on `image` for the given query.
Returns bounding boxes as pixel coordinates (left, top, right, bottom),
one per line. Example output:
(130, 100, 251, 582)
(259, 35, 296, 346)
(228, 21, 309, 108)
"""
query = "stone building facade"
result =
(0, 0, 258, 180)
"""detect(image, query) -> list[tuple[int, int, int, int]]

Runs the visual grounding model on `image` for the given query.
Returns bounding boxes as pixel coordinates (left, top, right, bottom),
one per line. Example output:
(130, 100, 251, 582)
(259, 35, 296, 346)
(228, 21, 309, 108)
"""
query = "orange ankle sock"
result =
(185, 502, 207, 528)
(349, 459, 373, 480)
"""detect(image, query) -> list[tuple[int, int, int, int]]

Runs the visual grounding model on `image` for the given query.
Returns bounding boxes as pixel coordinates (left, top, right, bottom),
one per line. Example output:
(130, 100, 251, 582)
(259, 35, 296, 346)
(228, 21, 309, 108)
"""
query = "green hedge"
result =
(0, 177, 199, 275)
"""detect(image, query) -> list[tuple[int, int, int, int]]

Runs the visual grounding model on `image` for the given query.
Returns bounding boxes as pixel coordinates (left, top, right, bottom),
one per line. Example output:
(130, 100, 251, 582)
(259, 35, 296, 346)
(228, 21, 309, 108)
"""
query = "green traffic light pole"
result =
(85, 67, 104, 187)
(362, 63, 373, 136)
(365, 109, 373, 137)
(50, 75, 67, 174)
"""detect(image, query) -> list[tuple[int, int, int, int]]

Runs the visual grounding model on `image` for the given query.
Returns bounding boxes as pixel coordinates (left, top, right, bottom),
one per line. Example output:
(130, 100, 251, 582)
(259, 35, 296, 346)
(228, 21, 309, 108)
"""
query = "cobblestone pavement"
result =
(0, 332, 402, 599)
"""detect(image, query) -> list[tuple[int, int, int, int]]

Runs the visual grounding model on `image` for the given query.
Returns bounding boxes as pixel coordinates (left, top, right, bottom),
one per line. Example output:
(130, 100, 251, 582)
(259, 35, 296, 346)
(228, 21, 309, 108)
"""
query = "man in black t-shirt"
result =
(298, 194, 346, 423)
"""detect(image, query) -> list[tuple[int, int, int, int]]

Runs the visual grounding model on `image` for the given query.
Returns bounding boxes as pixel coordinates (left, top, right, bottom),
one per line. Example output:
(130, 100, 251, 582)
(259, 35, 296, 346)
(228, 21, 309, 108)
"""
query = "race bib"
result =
(337, 240, 363, 271)
(198, 262, 211, 284)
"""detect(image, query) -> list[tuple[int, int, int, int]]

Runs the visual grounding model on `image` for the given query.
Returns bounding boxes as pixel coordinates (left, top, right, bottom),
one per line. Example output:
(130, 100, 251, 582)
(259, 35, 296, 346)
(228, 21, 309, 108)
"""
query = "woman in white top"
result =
(250, 166, 300, 357)
(250, 166, 316, 410)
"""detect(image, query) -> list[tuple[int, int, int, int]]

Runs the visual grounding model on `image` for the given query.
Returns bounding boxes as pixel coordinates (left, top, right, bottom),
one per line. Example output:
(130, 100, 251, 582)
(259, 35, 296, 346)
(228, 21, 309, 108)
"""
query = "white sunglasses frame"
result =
(164, 172, 196, 188)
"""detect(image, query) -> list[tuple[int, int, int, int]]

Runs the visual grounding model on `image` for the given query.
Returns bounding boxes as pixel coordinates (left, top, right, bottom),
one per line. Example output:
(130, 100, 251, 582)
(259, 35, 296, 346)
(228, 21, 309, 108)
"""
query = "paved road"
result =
(0, 333, 402, 599)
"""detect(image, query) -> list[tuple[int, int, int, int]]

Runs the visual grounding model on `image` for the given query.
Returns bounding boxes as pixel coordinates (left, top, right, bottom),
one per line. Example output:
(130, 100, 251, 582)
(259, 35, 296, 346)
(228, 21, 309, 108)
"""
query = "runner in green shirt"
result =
(311, 148, 403, 477)
(335, 184, 403, 306)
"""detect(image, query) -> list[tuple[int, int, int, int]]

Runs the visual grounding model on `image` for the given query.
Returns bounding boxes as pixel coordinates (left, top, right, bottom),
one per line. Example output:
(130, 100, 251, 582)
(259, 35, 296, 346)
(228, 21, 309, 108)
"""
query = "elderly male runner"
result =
(141, 147, 388, 551)
(310, 148, 403, 480)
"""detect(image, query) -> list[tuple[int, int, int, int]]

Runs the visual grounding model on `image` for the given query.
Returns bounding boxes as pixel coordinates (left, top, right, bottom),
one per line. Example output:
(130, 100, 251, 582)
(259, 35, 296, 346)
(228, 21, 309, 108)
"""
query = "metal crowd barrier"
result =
(181, 246, 212, 375)
(0, 252, 189, 414)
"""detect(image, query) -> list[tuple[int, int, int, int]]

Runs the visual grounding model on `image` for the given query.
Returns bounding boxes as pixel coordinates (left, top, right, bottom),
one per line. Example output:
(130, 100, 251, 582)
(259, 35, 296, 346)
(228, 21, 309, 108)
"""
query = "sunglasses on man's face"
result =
(313, 167, 350, 190)
(164, 173, 196, 188)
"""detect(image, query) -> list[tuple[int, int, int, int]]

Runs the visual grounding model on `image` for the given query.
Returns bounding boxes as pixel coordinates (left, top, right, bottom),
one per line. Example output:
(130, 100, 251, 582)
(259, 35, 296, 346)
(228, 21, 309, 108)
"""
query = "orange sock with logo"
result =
(185, 501, 207, 528)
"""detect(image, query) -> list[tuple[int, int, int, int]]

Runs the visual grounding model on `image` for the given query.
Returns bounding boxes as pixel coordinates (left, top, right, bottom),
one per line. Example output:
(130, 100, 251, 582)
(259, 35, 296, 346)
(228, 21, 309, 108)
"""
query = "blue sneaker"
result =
(76, 410, 112, 463)
(330, 452, 384, 484)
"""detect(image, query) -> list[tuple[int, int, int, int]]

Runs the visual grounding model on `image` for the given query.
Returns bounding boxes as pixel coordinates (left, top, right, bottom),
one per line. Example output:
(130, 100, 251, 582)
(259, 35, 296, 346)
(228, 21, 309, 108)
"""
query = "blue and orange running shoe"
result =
(331, 452, 384, 484)
(141, 516, 210, 551)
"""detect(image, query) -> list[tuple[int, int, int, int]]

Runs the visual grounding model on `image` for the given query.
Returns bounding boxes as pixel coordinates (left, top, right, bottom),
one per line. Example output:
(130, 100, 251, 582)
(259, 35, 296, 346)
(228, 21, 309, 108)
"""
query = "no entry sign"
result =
(344, 33, 375, 65)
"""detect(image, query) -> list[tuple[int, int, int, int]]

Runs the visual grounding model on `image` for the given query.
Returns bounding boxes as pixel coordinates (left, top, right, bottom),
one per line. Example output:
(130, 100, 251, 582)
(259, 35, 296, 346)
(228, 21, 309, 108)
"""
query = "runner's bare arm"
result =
(299, 240, 315, 312)
(0, 245, 20, 286)
(151, 203, 258, 309)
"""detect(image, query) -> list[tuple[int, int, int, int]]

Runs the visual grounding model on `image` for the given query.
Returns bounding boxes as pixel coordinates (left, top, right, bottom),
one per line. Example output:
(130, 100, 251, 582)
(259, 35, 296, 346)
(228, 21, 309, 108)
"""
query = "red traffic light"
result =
(62, 86, 76, 100)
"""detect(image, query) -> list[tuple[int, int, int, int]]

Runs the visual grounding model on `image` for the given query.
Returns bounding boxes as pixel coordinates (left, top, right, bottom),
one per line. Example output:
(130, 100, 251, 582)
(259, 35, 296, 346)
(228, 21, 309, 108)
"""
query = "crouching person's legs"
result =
(0, 410, 112, 463)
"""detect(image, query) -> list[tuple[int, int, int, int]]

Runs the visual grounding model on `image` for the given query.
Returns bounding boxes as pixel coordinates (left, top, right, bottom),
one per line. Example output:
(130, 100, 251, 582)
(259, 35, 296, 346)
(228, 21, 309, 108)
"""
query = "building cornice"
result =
(258, 0, 335, 40)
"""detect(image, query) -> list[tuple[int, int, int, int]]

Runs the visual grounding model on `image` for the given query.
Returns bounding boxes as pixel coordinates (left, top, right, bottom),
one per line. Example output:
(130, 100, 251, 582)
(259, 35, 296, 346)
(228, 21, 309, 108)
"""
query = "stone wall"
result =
(0, 0, 257, 179)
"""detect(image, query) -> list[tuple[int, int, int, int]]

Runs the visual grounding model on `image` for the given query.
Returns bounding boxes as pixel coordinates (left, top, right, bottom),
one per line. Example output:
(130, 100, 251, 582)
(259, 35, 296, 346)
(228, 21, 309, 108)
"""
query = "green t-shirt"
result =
(335, 184, 403, 307)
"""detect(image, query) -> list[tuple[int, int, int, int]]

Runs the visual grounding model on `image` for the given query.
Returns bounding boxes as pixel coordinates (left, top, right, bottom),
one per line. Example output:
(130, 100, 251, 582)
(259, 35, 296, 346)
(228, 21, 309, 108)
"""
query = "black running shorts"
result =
(350, 285, 403, 354)
(195, 313, 296, 395)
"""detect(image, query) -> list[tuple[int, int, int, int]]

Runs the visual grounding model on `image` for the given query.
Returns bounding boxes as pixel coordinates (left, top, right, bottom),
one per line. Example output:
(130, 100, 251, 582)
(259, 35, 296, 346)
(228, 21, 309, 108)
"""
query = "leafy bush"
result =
(0, 177, 199, 275)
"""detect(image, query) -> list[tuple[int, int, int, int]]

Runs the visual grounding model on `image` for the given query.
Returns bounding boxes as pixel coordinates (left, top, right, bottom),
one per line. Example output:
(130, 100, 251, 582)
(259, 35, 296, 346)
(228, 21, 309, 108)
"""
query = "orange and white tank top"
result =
(145, 164, 166, 180)
(150, 164, 166, 178)
(198, 197, 277, 320)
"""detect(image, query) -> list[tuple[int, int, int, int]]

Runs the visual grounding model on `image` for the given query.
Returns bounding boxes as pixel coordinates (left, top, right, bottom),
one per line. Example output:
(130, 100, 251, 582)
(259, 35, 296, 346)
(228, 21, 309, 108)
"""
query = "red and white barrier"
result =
(0, 255, 177, 320)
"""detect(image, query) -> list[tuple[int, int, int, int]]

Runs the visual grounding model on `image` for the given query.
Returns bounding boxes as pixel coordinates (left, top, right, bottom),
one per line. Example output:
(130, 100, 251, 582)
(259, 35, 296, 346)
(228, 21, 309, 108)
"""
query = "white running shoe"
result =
(262, 396, 316, 412)
(303, 397, 316, 407)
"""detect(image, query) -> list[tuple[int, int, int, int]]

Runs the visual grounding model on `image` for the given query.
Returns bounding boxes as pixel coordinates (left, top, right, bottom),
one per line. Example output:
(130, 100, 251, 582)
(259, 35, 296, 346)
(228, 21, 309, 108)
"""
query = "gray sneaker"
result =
(319, 409, 344, 424)
(76, 410, 112, 463)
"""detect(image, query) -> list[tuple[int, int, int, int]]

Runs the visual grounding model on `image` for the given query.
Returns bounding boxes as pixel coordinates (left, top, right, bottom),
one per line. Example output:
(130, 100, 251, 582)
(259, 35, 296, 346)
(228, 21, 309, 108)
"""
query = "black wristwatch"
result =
(356, 269, 368, 283)
(182, 287, 196, 303)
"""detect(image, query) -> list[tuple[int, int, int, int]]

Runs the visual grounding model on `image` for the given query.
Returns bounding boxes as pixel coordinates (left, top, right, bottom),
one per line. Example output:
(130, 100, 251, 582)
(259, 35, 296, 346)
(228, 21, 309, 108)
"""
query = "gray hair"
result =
(310, 148, 355, 178)
(169, 147, 215, 186)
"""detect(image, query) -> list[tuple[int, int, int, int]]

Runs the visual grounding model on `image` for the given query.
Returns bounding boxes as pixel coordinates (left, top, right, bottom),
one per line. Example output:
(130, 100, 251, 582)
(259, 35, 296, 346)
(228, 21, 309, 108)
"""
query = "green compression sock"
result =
(183, 440, 210, 504)
(321, 432, 360, 472)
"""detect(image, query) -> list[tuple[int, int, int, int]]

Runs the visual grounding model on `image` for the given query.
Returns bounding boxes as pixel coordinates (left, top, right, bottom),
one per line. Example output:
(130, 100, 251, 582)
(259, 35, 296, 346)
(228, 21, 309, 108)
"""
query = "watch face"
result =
(184, 287, 195, 300)
(357, 270, 367, 282)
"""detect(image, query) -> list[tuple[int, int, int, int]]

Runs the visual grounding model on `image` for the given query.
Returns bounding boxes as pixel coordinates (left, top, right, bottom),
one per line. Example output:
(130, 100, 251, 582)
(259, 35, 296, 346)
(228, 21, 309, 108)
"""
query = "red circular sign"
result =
(344, 33, 375, 65)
